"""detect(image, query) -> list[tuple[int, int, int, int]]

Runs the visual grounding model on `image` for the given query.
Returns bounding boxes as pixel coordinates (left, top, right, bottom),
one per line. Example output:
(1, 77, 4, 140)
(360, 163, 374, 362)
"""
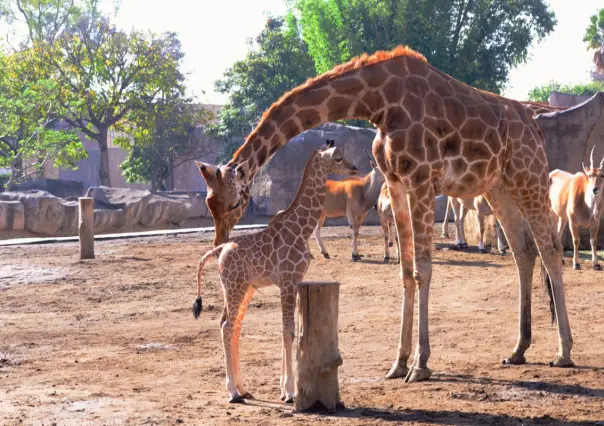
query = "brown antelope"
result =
(445, 196, 507, 254)
(377, 182, 400, 262)
(549, 146, 604, 270)
(313, 152, 385, 261)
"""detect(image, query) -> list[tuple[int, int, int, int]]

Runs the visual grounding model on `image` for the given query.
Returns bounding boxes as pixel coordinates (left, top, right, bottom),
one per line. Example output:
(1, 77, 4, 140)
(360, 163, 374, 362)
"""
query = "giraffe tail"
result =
(540, 262, 555, 325)
(193, 244, 224, 320)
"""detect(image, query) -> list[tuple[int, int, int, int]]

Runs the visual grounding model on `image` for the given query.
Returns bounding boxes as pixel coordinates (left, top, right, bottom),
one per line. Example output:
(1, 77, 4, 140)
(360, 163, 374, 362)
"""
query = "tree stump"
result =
(78, 197, 95, 259)
(295, 281, 343, 413)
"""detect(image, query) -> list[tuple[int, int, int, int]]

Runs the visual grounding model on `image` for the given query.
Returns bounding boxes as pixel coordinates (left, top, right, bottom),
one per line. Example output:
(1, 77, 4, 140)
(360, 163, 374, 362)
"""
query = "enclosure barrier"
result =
(295, 281, 343, 412)
(78, 197, 95, 259)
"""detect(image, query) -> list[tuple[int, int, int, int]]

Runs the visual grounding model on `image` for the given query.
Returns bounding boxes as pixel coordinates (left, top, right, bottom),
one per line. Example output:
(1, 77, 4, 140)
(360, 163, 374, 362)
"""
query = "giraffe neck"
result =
(278, 154, 329, 238)
(226, 55, 428, 184)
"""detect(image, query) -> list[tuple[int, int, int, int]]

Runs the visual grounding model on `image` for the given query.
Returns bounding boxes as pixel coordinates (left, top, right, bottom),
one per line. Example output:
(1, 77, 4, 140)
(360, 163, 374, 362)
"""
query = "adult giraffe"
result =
(196, 46, 574, 382)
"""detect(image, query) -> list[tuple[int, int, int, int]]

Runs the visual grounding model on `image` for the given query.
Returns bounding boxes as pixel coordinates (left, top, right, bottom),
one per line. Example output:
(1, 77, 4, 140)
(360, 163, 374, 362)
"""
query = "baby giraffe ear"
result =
(195, 161, 221, 183)
(235, 161, 250, 181)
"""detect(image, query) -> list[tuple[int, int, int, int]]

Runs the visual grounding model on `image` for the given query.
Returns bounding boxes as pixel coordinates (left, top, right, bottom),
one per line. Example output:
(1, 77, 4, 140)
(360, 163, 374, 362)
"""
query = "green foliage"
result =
(0, 47, 85, 186)
(527, 81, 604, 103)
(114, 37, 214, 190)
(211, 15, 316, 152)
(584, 8, 604, 75)
(41, 17, 191, 186)
(292, 0, 557, 94)
(584, 8, 604, 51)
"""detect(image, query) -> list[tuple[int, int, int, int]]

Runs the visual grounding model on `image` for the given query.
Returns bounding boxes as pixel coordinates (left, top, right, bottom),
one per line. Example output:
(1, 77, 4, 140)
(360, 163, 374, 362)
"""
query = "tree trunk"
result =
(6, 152, 23, 192)
(97, 128, 112, 187)
(295, 281, 343, 413)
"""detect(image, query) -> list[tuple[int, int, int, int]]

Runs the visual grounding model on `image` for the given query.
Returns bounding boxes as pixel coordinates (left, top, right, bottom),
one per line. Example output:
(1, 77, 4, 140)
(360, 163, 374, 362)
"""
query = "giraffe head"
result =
(195, 160, 250, 246)
(581, 145, 604, 201)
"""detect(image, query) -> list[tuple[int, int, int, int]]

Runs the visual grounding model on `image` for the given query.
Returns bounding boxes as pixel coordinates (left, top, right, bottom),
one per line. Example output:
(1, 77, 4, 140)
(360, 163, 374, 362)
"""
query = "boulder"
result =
(138, 192, 206, 227)
(85, 186, 152, 233)
(0, 201, 25, 231)
(0, 191, 76, 235)
(251, 123, 378, 216)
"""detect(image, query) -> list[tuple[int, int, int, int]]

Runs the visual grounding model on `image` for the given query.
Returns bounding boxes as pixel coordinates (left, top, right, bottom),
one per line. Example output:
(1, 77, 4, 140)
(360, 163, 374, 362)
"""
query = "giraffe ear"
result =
(195, 161, 221, 184)
(235, 161, 250, 181)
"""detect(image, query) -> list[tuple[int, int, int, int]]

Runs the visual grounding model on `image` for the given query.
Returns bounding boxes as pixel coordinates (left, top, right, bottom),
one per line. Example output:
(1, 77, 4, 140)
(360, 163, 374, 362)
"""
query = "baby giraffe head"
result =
(318, 139, 359, 175)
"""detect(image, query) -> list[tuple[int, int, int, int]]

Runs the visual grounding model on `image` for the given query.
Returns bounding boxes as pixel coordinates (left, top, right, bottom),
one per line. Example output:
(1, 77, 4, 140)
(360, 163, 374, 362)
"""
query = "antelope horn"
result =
(590, 145, 596, 170)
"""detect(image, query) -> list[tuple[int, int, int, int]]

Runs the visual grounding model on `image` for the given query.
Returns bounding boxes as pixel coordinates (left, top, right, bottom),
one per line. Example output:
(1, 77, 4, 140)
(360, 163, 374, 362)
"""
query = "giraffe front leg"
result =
(385, 180, 414, 379)
(405, 185, 434, 383)
(280, 285, 296, 403)
(589, 219, 601, 270)
(220, 306, 242, 402)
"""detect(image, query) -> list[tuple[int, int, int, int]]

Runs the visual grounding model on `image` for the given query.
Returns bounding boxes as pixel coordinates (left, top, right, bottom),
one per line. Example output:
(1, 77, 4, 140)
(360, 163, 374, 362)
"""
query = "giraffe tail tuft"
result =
(192, 297, 202, 319)
(192, 244, 225, 320)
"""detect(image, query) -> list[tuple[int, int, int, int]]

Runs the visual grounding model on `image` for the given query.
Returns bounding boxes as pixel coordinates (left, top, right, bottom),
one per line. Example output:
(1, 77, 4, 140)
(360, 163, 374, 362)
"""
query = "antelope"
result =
(376, 182, 400, 262)
(442, 196, 507, 254)
(549, 145, 604, 270)
(313, 151, 385, 261)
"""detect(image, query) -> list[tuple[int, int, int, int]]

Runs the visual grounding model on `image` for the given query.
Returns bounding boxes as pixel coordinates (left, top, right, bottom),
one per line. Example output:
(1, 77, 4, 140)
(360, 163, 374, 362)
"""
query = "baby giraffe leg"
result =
(220, 285, 247, 403)
(232, 286, 255, 399)
(280, 285, 297, 403)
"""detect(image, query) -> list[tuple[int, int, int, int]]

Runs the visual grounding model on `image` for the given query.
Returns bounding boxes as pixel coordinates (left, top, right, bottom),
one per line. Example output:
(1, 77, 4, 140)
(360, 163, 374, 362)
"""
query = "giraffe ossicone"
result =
(193, 142, 357, 403)
(197, 45, 575, 381)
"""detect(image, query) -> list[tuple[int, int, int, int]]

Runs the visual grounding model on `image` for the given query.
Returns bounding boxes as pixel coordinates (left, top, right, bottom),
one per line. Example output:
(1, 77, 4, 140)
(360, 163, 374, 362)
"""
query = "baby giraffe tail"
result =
(192, 244, 224, 320)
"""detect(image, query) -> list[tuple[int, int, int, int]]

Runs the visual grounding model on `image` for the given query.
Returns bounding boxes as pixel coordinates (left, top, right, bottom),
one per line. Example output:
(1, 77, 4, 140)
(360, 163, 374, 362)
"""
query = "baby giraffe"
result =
(192, 140, 357, 404)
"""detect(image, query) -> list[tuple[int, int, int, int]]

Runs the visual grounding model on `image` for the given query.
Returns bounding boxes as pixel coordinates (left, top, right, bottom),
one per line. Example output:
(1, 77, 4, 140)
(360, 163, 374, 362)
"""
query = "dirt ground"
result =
(1, 225, 604, 426)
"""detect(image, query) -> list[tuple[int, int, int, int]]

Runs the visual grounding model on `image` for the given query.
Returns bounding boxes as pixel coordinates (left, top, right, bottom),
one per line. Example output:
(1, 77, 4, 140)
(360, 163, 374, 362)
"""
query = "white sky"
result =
(3, 0, 600, 104)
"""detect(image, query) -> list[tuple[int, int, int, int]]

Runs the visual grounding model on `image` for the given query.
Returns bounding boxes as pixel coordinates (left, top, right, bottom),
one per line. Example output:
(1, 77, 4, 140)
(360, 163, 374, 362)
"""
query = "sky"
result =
(104, 0, 600, 104)
(2, 0, 600, 104)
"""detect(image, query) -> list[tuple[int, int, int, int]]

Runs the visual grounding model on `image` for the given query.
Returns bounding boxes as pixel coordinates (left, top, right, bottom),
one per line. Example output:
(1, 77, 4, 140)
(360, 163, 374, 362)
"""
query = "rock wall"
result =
(0, 187, 211, 239)
(250, 123, 381, 224)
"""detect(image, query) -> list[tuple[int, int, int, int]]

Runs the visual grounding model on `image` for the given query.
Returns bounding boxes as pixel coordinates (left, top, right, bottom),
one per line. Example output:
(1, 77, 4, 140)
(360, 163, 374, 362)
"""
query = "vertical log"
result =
(78, 197, 95, 259)
(295, 281, 343, 413)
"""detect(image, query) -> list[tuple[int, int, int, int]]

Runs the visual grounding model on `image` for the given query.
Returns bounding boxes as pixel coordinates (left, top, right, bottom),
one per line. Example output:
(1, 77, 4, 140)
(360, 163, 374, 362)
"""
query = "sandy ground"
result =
(1, 225, 604, 426)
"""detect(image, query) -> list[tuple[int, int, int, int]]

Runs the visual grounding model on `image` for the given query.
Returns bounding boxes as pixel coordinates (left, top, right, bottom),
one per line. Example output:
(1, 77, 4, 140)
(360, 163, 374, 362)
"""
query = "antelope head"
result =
(581, 145, 604, 204)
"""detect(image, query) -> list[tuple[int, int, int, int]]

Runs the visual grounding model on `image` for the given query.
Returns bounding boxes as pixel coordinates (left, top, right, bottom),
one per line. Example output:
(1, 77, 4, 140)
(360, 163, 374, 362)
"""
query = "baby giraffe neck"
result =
(281, 158, 329, 238)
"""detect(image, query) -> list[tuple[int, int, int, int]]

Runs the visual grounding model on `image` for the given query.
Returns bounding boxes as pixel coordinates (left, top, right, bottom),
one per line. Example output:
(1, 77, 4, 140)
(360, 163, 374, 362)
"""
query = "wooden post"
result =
(295, 281, 343, 413)
(78, 197, 95, 259)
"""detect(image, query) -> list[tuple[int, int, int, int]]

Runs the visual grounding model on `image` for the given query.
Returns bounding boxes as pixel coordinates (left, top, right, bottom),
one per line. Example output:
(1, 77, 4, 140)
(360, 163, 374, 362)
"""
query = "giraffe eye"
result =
(335, 158, 342, 163)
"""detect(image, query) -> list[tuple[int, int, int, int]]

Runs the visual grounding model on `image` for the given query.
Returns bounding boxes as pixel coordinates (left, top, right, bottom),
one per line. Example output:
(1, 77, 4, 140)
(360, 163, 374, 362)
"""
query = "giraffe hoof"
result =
(322, 253, 330, 259)
(593, 264, 602, 271)
(385, 363, 409, 380)
(285, 397, 295, 404)
(549, 356, 575, 368)
(404, 367, 432, 383)
(241, 392, 255, 400)
(388, 242, 394, 247)
(479, 248, 487, 254)
(229, 395, 246, 404)
(383, 256, 390, 263)
(352, 254, 360, 262)
(502, 353, 526, 365)
(499, 249, 507, 255)
(573, 263, 581, 270)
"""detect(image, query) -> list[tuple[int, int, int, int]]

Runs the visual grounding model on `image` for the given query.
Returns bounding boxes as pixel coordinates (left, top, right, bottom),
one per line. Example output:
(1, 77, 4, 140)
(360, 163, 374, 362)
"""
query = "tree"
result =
(292, 0, 557, 94)
(43, 17, 186, 187)
(211, 15, 316, 160)
(527, 81, 604, 103)
(0, 47, 85, 189)
(584, 8, 604, 78)
(114, 35, 215, 190)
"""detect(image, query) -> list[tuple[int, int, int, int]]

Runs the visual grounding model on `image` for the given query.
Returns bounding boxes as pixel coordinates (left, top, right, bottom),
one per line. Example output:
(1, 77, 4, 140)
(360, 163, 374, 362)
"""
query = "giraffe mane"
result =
(269, 148, 321, 224)
(233, 46, 427, 162)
